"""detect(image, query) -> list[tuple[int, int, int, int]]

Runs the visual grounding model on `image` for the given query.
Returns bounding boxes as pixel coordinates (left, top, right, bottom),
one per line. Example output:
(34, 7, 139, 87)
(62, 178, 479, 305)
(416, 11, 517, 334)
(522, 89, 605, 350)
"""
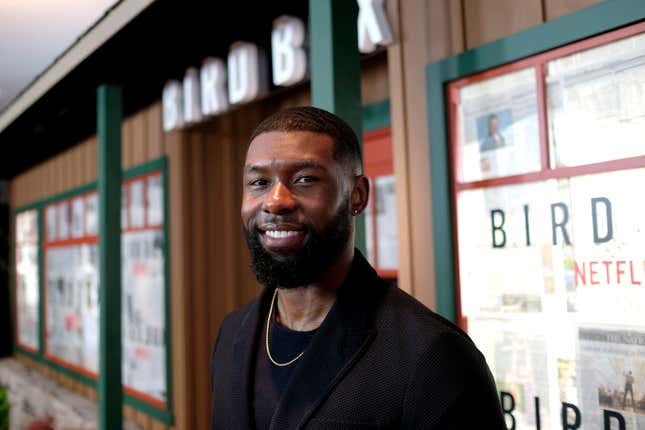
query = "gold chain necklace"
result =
(265, 289, 306, 367)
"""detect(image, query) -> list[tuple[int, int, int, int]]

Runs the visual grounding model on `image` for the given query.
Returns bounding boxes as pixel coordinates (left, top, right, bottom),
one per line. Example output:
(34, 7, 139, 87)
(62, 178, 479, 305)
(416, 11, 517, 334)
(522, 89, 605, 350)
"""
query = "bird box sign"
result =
(162, 1, 394, 132)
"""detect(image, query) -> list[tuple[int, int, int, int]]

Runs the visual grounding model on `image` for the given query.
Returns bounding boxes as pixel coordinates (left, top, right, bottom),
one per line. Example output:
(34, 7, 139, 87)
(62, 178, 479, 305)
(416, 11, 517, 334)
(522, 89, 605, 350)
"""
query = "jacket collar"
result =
(230, 250, 388, 430)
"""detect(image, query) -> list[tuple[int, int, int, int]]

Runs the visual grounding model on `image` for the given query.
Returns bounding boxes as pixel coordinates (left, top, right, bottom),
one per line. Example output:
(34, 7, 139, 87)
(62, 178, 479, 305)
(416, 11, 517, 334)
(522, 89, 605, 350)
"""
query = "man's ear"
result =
(350, 175, 370, 216)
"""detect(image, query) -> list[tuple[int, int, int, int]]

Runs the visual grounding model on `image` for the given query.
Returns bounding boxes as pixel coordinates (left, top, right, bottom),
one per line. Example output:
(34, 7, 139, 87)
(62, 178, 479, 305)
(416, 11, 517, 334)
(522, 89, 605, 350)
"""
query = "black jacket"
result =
(210, 252, 506, 429)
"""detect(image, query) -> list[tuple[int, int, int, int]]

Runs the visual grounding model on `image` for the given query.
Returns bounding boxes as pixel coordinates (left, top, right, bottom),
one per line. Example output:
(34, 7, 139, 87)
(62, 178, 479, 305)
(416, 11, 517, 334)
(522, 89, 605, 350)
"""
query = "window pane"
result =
(85, 193, 98, 236)
(71, 197, 84, 238)
(46, 243, 99, 373)
(15, 210, 39, 350)
(147, 174, 164, 226)
(122, 229, 167, 402)
(130, 180, 145, 228)
(456, 68, 541, 182)
(457, 168, 645, 428)
(374, 175, 398, 270)
(547, 32, 645, 167)
(58, 201, 70, 239)
(45, 205, 57, 242)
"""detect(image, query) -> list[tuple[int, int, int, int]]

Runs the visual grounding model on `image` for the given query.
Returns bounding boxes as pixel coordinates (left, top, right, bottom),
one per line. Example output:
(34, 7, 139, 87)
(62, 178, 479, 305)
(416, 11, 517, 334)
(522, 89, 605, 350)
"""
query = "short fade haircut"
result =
(248, 106, 363, 176)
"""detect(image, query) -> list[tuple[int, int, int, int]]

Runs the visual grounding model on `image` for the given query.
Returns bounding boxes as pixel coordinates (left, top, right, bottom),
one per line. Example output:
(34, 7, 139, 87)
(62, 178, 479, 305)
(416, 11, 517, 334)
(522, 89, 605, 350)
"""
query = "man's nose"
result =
(263, 181, 296, 214)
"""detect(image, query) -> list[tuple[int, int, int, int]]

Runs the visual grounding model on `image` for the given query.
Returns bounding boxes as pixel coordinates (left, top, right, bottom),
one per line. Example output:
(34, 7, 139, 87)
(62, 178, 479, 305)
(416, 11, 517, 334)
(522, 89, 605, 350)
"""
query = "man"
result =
(210, 107, 506, 429)
(480, 113, 505, 152)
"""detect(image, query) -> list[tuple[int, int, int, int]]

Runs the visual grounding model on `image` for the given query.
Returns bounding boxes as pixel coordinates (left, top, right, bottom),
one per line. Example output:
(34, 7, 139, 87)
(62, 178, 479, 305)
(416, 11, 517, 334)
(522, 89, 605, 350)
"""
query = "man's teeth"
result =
(266, 230, 299, 238)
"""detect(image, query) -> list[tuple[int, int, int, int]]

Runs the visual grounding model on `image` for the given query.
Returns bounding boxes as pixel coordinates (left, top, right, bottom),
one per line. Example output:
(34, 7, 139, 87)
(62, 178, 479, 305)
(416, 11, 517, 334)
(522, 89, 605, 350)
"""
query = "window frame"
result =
(11, 157, 173, 424)
(426, 0, 645, 323)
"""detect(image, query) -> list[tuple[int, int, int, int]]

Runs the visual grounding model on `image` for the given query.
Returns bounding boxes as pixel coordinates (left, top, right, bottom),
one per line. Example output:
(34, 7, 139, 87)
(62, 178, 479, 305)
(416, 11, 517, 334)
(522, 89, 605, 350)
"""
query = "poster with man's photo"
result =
(456, 67, 542, 181)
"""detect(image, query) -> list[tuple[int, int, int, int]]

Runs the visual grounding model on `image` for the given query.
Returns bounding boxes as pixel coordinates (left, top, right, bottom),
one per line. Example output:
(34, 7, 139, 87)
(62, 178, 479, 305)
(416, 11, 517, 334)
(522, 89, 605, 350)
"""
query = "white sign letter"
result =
(162, 80, 183, 132)
(357, 0, 393, 53)
(228, 42, 260, 104)
(271, 16, 307, 86)
(200, 57, 229, 116)
(183, 67, 202, 124)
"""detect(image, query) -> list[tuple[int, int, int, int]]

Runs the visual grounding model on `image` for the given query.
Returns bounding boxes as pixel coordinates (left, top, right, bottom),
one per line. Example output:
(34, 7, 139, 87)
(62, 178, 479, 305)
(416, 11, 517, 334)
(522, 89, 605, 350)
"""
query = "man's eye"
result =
(295, 176, 319, 184)
(249, 178, 269, 187)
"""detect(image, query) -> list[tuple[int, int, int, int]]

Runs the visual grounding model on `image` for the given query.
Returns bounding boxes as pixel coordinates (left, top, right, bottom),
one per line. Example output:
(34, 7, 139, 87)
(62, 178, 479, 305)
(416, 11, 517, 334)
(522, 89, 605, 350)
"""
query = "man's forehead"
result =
(245, 130, 335, 165)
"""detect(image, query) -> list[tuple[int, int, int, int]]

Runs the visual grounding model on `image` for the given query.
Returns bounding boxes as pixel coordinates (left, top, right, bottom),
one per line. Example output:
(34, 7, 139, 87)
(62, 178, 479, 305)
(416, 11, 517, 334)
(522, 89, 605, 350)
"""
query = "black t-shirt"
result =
(253, 313, 317, 430)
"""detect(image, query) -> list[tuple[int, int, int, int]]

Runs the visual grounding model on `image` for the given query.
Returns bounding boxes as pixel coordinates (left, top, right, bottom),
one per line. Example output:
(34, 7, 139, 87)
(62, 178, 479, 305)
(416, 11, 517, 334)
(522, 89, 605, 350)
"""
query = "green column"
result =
(97, 84, 122, 430)
(309, 0, 366, 253)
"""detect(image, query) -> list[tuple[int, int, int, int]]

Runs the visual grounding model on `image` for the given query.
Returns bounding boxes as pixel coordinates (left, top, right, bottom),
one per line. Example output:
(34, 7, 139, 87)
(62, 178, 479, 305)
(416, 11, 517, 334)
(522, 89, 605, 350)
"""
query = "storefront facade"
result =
(2, 0, 644, 429)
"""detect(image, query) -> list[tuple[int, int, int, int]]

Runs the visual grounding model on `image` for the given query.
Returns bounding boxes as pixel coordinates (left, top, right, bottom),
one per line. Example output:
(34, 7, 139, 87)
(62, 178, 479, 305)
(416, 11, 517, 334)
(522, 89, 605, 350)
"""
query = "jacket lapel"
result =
(231, 287, 273, 430)
(270, 251, 387, 430)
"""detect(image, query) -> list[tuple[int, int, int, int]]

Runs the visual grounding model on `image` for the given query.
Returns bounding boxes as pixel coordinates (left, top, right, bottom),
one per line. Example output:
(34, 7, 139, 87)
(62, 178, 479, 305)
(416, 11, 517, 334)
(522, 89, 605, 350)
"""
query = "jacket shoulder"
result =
(380, 285, 473, 346)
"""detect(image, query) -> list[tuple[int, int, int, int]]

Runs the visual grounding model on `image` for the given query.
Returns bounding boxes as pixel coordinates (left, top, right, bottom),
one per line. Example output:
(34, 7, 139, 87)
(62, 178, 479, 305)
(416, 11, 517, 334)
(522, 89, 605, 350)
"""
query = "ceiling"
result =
(0, 0, 310, 179)
(0, 0, 119, 113)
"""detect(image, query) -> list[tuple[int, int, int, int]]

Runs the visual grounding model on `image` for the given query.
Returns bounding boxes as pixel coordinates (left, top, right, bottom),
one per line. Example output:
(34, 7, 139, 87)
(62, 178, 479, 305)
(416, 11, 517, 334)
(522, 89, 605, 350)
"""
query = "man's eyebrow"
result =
(243, 160, 327, 174)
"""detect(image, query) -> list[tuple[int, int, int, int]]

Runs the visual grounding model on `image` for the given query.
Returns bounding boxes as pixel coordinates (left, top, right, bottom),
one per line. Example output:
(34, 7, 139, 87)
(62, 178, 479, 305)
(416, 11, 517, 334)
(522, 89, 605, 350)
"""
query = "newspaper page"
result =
(578, 328, 645, 430)
(457, 67, 541, 182)
(547, 32, 645, 167)
(122, 228, 167, 403)
(457, 167, 645, 428)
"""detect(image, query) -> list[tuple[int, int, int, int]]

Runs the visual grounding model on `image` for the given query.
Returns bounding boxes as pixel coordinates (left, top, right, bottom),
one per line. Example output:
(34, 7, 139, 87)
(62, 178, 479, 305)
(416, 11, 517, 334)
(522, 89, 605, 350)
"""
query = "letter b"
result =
(491, 209, 506, 248)
(500, 391, 516, 430)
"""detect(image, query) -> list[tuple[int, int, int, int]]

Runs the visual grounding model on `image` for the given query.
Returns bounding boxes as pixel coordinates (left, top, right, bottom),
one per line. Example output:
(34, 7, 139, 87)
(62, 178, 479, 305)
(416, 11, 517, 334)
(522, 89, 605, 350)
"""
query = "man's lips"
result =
(258, 224, 306, 250)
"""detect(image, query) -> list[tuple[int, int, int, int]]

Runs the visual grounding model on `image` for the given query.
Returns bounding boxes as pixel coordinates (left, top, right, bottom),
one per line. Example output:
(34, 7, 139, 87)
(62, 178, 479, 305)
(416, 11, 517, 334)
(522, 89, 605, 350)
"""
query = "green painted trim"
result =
(11, 201, 43, 214)
(309, 0, 365, 254)
(362, 100, 391, 132)
(425, 0, 645, 322)
(11, 157, 168, 214)
(15, 348, 97, 387)
(124, 393, 173, 424)
(13, 183, 98, 215)
(14, 346, 39, 363)
(97, 84, 123, 430)
(161, 160, 174, 425)
(37, 208, 44, 355)
(122, 157, 167, 180)
(10, 156, 173, 423)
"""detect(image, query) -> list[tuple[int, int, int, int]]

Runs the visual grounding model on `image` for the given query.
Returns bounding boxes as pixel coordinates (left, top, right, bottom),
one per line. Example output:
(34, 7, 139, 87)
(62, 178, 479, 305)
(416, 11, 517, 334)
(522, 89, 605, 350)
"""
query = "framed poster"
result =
(448, 24, 645, 430)
(37, 163, 169, 414)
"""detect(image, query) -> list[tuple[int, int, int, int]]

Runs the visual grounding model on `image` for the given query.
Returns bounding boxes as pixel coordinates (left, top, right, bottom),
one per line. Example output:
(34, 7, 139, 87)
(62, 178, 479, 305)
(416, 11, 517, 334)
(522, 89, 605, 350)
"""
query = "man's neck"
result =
(274, 246, 353, 331)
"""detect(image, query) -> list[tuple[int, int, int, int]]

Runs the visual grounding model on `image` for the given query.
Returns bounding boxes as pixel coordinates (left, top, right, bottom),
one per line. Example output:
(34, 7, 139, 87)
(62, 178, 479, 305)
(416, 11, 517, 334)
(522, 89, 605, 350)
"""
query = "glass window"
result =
(374, 175, 398, 270)
(147, 174, 164, 226)
(450, 24, 645, 429)
(85, 193, 98, 236)
(547, 32, 645, 167)
(15, 210, 39, 351)
(456, 68, 542, 182)
(45, 205, 57, 242)
(129, 180, 145, 228)
(71, 197, 84, 238)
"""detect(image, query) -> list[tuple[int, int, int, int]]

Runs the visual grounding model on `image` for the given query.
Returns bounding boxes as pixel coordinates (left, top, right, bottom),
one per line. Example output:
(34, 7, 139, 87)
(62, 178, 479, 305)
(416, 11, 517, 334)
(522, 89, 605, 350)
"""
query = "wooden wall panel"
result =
(188, 130, 210, 430)
(166, 129, 192, 430)
(147, 102, 163, 160)
(122, 115, 134, 169)
(131, 109, 148, 166)
(543, 0, 601, 20)
(361, 53, 389, 105)
(463, 0, 544, 49)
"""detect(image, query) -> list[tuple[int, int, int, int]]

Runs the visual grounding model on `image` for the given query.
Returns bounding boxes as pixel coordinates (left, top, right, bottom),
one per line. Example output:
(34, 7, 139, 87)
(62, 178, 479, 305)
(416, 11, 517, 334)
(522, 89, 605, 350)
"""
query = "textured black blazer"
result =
(210, 251, 506, 429)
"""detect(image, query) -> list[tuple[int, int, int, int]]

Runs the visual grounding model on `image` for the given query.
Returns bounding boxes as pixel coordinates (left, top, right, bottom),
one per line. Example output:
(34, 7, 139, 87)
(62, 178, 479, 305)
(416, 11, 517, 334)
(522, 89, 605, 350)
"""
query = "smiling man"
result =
(210, 107, 506, 429)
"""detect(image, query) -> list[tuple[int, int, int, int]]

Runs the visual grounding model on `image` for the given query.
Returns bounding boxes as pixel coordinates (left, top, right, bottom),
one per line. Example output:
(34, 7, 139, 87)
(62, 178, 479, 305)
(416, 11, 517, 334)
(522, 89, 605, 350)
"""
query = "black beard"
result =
(244, 199, 351, 289)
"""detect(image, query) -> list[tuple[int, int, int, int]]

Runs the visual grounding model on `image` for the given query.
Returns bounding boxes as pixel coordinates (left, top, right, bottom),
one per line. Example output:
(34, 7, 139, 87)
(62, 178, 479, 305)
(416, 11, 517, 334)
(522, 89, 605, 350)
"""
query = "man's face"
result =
(488, 116, 499, 134)
(241, 130, 353, 289)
